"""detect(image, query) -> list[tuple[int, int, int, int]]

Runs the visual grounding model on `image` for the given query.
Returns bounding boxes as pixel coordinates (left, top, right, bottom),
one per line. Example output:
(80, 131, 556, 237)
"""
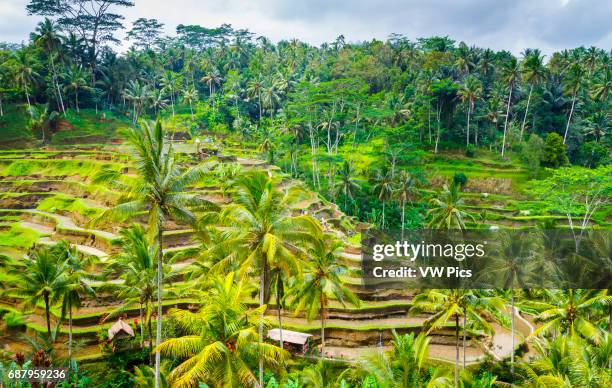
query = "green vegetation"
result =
(0, 2, 609, 387)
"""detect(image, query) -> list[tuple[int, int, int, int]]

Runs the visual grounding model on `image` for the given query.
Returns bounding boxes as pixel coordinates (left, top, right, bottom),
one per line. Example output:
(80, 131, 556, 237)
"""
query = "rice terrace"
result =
(0, 0, 610, 387)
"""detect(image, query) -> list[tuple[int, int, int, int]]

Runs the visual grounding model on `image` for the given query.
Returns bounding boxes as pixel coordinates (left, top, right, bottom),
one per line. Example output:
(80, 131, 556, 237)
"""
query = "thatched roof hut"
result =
(267, 329, 312, 354)
(108, 318, 134, 340)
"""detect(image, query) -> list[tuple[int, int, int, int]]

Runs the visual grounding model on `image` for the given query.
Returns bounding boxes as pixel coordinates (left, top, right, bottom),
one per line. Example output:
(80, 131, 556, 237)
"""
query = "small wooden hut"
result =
(108, 318, 134, 341)
(267, 329, 312, 355)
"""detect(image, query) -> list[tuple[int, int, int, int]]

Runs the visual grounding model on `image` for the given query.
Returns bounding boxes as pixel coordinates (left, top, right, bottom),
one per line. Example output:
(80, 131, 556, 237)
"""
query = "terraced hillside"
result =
(2, 137, 559, 367)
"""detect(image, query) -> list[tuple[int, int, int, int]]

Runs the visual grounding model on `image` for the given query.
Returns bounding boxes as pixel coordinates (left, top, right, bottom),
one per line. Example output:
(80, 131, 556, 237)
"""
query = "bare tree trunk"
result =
(154, 228, 164, 388)
(50, 56, 65, 115)
(520, 85, 533, 141)
(259, 257, 266, 388)
(455, 314, 459, 388)
(401, 199, 406, 240)
(563, 94, 576, 144)
(462, 313, 466, 371)
(501, 86, 513, 157)
(75, 90, 79, 113)
(44, 293, 51, 338)
(0, 93, 3, 116)
(139, 303, 144, 348)
(511, 288, 515, 375)
(466, 104, 471, 146)
(24, 81, 31, 109)
(320, 295, 326, 357)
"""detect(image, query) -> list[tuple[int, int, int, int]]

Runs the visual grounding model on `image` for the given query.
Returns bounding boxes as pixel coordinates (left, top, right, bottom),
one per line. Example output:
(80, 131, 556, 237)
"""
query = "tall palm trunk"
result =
(258, 92, 263, 121)
(401, 199, 406, 240)
(23, 80, 31, 109)
(50, 57, 65, 115)
(563, 94, 576, 144)
(462, 313, 467, 370)
(154, 228, 164, 388)
(520, 85, 533, 141)
(501, 86, 513, 157)
(320, 294, 326, 357)
(148, 315, 153, 365)
(139, 303, 144, 348)
(276, 283, 284, 349)
(466, 102, 472, 146)
(511, 288, 515, 375)
(75, 90, 80, 112)
(44, 292, 51, 338)
(259, 257, 266, 388)
(69, 305, 73, 361)
(455, 314, 459, 388)
(0, 93, 3, 116)
(381, 201, 386, 229)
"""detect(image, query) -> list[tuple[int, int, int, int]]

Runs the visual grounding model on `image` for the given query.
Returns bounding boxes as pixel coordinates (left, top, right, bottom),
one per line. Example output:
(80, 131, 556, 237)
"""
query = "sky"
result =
(1, 0, 611, 55)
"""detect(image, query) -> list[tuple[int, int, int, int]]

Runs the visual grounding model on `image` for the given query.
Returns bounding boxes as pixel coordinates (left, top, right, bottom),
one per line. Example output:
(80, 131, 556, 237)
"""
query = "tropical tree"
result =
(457, 75, 482, 146)
(212, 170, 318, 386)
(13, 50, 39, 109)
(289, 232, 360, 356)
(335, 160, 360, 214)
(123, 80, 150, 124)
(156, 273, 288, 387)
(373, 169, 394, 229)
(500, 57, 521, 156)
(62, 64, 90, 112)
(520, 49, 546, 139)
(411, 290, 502, 387)
(27, 103, 59, 143)
(93, 119, 212, 387)
(201, 69, 221, 108)
(31, 18, 66, 114)
(247, 76, 265, 121)
(15, 247, 68, 338)
(563, 63, 586, 144)
(182, 87, 198, 118)
(394, 170, 421, 238)
(427, 181, 473, 229)
(527, 289, 612, 343)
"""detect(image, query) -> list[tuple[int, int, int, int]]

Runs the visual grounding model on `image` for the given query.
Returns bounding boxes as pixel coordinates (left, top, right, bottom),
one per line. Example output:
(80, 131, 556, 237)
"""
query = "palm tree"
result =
(520, 49, 546, 139)
(457, 75, 482, 146)
(591, 68, 610, 103)
(335, 161, 360, 214)
(31, 18, 66, 114)
(62, 64, 90, 112)
(411, 290, 501, 387)
(156, 273, 288, 387)
(182, 87, 198, 119)
(500, 57, 521, 156)
(427, 181, 474, 230)
(394, 170, 421, 238)
(289, 233, 360, 356)
(527, 289, 612, 343)
(262, 84, 280, 121)
(160, 71, 181, 116)
(212, 170, 318, 386)
(27, 104, 59, 143)
(247, 76, 265, 121)
(55, 242, 94, 362)
(562, 63, 586, 144)
(103, 224, 171, 362)
(362, 331, 452, 387)
(201, 69, 221, 108)
(123, 80, 149, 124)
(13, 50, 39, 109)
(93, 119, 212, 388)
(16, 247, 68, 338)
(373, 169, 394, 229)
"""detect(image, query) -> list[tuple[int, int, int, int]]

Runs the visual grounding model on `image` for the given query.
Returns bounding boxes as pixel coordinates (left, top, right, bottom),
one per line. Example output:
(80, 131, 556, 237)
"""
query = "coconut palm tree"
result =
(527, 289, 612, 343)
(54, 241, 95, 362)
(201, 69, 221, 108)
(212, 170, 318, 386)
(13, 50, 39, 109)
(156, 272, 288, 387)
(591, 68, 610, 103)
(31, 18, 66, 114)
(62, 64, 90, 112)
(500, 57, 521, 156)
(247, 76, 265, 121)
(93, 119, 212, 388)
(335, 161, 360, 214)
(182, 87, 198, 119)
(394, 170, 422, 238)
(123, 80, 149, 124)
(16, 247, 68, 338)
(159, 71, 181, 116)
(411, 289, 502, 387)
(457, 75, 483, 146)
(361, 331, 452, 387)
(427, 181, 474, 230)
(373, 169, 394, 229)
(102, 224, 176, 363)
(562, 63, 586, 144)
(520, 49, 546, 139)
(289, 233, 360, 356)
(27, 103, 59, 143)
(262, 83, 280, 121)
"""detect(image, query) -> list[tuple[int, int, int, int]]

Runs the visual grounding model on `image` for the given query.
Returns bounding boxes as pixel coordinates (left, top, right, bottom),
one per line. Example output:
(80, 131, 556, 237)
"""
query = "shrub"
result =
(453, 172, 468, 188)
(3, 311, 25, 328)
(465, 144, 476, 157)
(542, 132, 568, 168)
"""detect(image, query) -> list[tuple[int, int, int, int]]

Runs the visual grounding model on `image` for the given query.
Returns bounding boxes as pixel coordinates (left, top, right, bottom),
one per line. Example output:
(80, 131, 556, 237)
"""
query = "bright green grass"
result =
(37, 193, 106, 218)
(0, 222, 47, 248)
